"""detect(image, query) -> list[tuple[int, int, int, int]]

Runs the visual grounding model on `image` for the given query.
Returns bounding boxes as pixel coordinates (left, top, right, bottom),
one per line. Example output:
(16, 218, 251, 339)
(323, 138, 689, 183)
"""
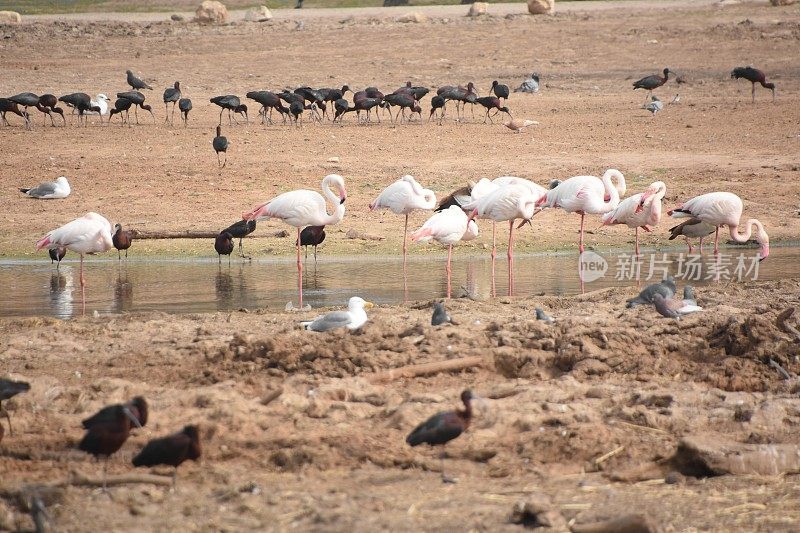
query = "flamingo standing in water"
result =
(242, 174, 347, 308)
(411, 205, 478, 298)
(35, 212, 114, 314)
(601, 181, 666, 255)
(537, 169, 626, 253)
(370, 175, 436, 267)
(465, 182, 543, 295)
(668, 191, 769, 260)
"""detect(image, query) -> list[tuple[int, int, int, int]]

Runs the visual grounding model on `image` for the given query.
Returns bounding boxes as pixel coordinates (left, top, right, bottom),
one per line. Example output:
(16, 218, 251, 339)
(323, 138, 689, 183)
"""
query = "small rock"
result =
(170, 13, 185, 21)
(396, 12, 429, 23)
(245, 5, 272, 22)
(467, 2, 488, 16)
(527, 0, 554, 15)
(195, 0, 228, 24)
(0, 11, 21, 24)
(664, 471, 684, 484)
(509, 494, 567, 529)
(327, 156, 340, 163)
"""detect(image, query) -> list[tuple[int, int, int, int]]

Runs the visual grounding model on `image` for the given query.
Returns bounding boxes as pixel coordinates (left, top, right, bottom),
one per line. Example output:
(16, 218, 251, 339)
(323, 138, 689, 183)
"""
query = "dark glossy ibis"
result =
(0, 98, 30, 128)
(429, 94, 445, 125)
(132, 425, 202, 489)
(435, 183, 472, 212)
(38, 94, 65, 126)
(246, 91, 288, 124)
(210, 95, 248, 125)
(437, 84, 469, 121)
(213, 125, 228, 167)
(79, 403, 143, 490)
(82, 396, 148, 430)
(8, 92, 41, 128)
(633, 68, 672, 103)
(491, 80, 510, 101)
(112, 223, 133, 260)
(294, 87, 326, 120)
(406, 389, 474, 483)
(58, 92, 99, 126)
(126, 69, 153, 91)
(332, 98, 353, 123)
(289, 100, 304, 125)
(352, 94, 386, 123)
(49, 246, 67, 268)
(0, 378, 30, 436)
(109, 97, 133, 125)
(116, 91, 155, 124)
(179, 98, 192, 127)
(731, 66, 775, 103)
(297, 225, 326, 261)
(215, 231, 234, 264)
(222, 219, 256, 258)
(392, 81, 430, 102)
(319, 85, 351, 108)
(384, 92, 422, 124)
(475, 95, 510, 123)
(163, 81, 181, 124)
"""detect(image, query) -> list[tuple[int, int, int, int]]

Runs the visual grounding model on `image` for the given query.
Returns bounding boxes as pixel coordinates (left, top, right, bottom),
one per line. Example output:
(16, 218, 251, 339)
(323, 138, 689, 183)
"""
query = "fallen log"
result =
(0, 472, 172, 498)
(128, 229, 289, 240)
(367, 356, 484, 383)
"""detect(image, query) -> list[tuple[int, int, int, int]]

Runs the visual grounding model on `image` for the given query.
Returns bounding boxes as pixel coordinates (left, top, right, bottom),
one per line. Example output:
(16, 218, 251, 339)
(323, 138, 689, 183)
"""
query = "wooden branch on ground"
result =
(0, 473, 172, 499)
(367, 356, 485, 383)
(127, 229, 290, 240)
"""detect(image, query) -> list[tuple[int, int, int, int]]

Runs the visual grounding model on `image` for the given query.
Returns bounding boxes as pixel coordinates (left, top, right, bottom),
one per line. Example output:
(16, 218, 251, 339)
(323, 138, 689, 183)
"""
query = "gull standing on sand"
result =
(370, 175, 437, 268)
(19, 176, 71, 199)
(36, 212, 114, 314)
(537, 169, 626, 253)
(243, 174, 347, 308)
(301, 296, 374, 332)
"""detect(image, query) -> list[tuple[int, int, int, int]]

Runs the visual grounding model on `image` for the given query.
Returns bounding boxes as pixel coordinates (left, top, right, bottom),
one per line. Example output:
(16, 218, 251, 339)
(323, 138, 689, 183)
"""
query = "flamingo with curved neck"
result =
(602, 180, 666, 255)
(537, 169, 626, 253)
(243, 174, 347, 307)
(370, 175, 436, 268)
(668, 191, 769, 261)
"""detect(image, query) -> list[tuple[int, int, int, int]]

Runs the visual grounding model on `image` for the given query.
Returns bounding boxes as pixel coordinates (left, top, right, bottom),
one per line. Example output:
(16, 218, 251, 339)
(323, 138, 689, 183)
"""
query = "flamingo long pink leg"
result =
(296, 227, 303, 308)
(491, 222, 497, 298)
(79, 254, 86, 315)
(508, 220, 515, 296)
(635, 227, 640, 256)
(579, 213, 586, 253)
(403, 213, 408, 270)
(698, 237, 704, 253)
(713, 227, 720, 255)
(446, 244, 453, 299)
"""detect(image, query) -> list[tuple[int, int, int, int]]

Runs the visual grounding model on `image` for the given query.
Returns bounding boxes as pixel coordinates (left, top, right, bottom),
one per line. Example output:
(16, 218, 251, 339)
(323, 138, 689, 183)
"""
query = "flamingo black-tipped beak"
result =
(759, 244, 770, 262)
(516, 218, 531, 229)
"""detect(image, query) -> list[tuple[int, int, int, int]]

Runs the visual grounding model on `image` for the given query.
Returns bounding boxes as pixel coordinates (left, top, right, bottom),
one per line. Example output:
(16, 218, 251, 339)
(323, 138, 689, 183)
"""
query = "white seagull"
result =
(19, 176, 71, 199)
(301, 296, 374, 332)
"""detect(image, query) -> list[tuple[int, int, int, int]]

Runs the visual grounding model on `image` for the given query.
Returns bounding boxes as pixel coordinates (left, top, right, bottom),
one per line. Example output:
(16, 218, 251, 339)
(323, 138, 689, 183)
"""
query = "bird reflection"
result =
(112, 272, 134, 313)
(215, 267, 234, 309)
(49, 268, 74, 318)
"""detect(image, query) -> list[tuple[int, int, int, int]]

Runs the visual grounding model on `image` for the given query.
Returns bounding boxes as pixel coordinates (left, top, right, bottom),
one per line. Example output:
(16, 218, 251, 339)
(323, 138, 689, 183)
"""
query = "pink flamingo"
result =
(668, 191, 769, 260)
(411, 205, 478, 298)
(243, 174, 347, 308)
(465, 182, 543, 295)
(35, 212, 114, 314)
(369, 175, 436, 267)
(601, 181, 666, 255)
(537, 169, 626, 253)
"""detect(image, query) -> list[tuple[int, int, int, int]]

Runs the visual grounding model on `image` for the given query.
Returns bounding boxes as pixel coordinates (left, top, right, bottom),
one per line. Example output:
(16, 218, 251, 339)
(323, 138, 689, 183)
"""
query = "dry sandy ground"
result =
(1, 0, 799, 259)
(2, 1, 800, 531)
(2, 279, 800, 531)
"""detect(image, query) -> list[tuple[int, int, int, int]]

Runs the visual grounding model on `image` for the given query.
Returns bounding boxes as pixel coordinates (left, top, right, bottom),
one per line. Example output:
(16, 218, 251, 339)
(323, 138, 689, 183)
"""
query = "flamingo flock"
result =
(35, 167, 770, 313)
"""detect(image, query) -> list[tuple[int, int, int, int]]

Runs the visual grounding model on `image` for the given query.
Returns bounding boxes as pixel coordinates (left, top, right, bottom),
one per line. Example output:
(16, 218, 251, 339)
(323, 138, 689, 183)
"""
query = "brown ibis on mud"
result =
(491, 80, 510, 102)
(298, 225, 326, 262)
(132, 424, 202, 489)
(112, 223, 133, 260)
(406, 389, 474, 483)
(0, 98, 30, 128)
(731, 66, 775, 103)
(211, 95, 248, 125)
(633, 68, 673, 104)
(163, 81, 181, 124)
(215, 231, 234, 264)
(82, 396, 148, 431)
(222, 219, 256, 258)
(246, 91, 288, 124)
(213, 125, 228, 167)
(116, 91, 155, 124)
(38, 94, 65, 126)
(179, 98, 192, 126)
(49, 246, 67, 267)
(475, 95, 510, 123)
(79, 403, 143, 491)
(109, 97, 133, 125)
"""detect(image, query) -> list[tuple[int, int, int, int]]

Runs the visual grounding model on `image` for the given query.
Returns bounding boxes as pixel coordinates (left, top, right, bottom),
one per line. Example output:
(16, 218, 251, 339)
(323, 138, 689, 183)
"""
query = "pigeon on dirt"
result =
(126, 69, 153, 91)
(653, 293, 702, 319)
(431, 302, 452, 326)
(626, 278, 677, 308)
(643, 95, 663, 116)
(682, 285, 697, 306)
(535, 307, 554, 324)
(514, 73, 540, 93)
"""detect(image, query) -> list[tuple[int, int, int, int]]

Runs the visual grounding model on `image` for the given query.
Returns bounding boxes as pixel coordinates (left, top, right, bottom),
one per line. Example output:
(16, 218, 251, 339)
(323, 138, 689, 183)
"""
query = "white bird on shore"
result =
(370, 175, 436, 266)
(602, 181, 666, 255)
(242, 174, 347, 308)
(19, 176, 71, 199)
(88, 94, 111, 116)
(537, 169, 626, 253)
(36, 212, 114, 314)
(301, 296, 374, 332)
(668, 191, 769, 260)
(411, 205, 477, 298)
